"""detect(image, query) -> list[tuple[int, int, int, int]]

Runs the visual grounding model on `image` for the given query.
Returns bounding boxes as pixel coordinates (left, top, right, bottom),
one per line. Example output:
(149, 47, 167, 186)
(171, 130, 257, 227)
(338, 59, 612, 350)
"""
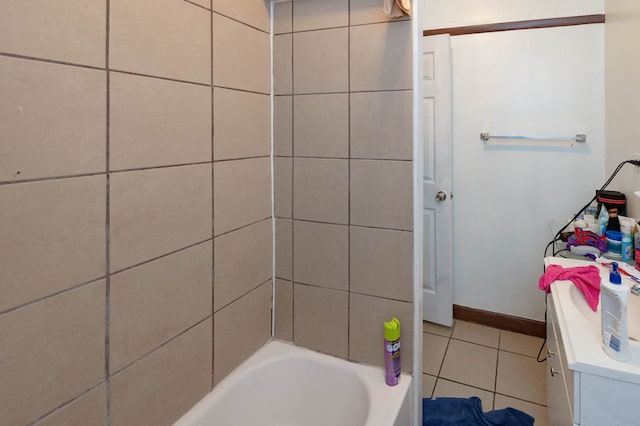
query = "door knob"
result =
(435, 191, 447, 202)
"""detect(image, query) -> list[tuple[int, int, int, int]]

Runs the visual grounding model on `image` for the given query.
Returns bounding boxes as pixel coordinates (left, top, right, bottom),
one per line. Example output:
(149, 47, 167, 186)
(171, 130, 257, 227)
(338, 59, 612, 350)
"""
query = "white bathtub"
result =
(175, 340, 413, 426)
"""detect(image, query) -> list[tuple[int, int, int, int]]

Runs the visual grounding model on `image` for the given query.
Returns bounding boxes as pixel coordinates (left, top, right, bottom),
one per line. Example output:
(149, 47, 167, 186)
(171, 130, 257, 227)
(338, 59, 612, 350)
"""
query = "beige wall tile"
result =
(214, 282, 272, 383)
(349, 0, 410, 25)
(110, 242, 213, 372)
(212, 0, 270, 32)
(350, 91, 413, 160)
(350, 21, 412, 91)
(110, 164, 212, 272)
(0, 176, 106, 312)
(35, 384, 106, 426)
(110, 319, 212, 426)
(0, 57, 106, 182)
(293, 0, 349, 31)
(187, 0, 211, 9)
(213, 157, 271, 235)
(293, 158, 348, 224)
(293, 28, 348, 94)
(275, 157, 292, 218)
(350, 160, 413, 230)
(274, 96, 293, 156)
(214, 88, 270, 161)
(349, 293, 413, 372)
(294, 94, 349, 158)
(294, 221, 349, 291)
(110, 0, 210, 84)
(294, 284, 348, 358)
(273, 1, 293, 34)
(0, 281, 105, 425)
(275, 279, 293, 341)
(274, 34, 293, 95)
(276, 218, 293, 280)
(350, 226, 413, 301)
(0, 0, 106, 67)
(213, 13, 270, 94)
(110, 72, 211, 171)
(214, 219, 272, 311)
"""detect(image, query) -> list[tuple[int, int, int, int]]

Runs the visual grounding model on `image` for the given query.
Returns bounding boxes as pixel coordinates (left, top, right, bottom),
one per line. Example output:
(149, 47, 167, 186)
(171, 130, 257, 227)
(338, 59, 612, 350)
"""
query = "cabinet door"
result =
(547, 307, 574, 426)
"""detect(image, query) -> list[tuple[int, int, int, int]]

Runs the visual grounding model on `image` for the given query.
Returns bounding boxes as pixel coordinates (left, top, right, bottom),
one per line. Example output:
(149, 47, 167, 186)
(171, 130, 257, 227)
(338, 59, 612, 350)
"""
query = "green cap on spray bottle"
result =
(384, 317, 400, 341)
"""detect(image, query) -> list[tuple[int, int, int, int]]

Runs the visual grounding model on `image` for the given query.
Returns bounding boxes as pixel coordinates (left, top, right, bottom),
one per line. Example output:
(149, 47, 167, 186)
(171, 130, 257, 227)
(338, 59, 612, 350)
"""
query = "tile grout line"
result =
(347, 0, 351, 360)
(26, 381, 106, 426)
(213, 278, 274, 315)
(210, 0, 215, 388)
(104, 1, 112, 424)
(283, 217, 413, 233)
(212, 10, 270, 36)
(424, 321, 547, 414)
(493, 331, 502, 410)
(109, 238, 214, 276)
(0, 277, 106, 318)
(269, 0, 275, 341)
(110, 315, 213, 377)
(275, 88, 413, 96)
(290, 3, 295, 344)
(183, 0, 210, 12)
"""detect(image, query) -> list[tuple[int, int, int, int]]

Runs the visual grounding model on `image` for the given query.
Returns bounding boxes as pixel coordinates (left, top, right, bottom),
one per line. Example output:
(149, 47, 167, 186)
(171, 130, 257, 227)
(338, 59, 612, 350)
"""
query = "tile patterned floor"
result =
(423, 320, 549, 426)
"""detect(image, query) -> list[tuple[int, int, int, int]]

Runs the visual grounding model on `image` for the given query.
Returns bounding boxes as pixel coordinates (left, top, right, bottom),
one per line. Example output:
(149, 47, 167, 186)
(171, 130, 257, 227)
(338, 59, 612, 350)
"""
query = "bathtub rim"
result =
(174, 339, 413, 426)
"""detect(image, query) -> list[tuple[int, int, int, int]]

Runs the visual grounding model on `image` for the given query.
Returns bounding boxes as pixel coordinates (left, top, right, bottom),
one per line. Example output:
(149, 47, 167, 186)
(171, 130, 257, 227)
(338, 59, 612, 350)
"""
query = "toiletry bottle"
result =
(384, 317, 401, 386)
(635, 223, 640, 271)
(598, 204, 609, 235)
(622, 234, 633, 263)
(601, 262, 630, 361)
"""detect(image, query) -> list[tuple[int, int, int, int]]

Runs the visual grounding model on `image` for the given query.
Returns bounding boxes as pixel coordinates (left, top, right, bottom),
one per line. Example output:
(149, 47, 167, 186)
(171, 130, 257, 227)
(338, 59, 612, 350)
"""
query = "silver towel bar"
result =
(480, 133, 587, 143)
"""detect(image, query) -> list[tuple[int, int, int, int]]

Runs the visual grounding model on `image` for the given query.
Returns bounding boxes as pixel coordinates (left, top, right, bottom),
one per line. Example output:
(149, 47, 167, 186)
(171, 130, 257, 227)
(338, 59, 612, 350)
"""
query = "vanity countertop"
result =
(545, 256, 640, 384)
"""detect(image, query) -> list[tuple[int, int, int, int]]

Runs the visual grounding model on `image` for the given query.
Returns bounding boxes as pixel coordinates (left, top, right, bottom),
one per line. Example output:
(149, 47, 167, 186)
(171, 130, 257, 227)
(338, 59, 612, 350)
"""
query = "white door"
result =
(422, 34, 453, 326)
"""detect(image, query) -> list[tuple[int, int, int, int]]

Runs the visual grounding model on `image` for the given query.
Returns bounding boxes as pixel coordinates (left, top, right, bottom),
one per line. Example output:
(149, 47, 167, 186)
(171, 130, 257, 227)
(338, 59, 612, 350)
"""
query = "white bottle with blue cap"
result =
(601, 262, 630, 361)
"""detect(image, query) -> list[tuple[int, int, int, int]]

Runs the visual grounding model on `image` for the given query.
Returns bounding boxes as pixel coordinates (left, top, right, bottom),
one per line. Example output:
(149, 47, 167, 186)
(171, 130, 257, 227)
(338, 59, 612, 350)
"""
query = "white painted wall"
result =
(423, 0, 606, 320)
(605, 0, 640, 218)
(423, 0, 603, 29)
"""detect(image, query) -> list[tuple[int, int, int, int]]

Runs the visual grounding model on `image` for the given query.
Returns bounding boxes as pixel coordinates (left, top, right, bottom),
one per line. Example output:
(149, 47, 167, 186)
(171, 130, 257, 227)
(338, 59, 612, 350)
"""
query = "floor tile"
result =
(439, 339, 497, 391)
(496, 351, 546, 405)
(499, 330, 545, 358)
(423, 320, 454, 337)
(494, 394, 548, 426)
(422, 374, 437, 398)
(422, 332, 448, 376)
(432, 378, 494, 412)
(452, 321, 500, 348)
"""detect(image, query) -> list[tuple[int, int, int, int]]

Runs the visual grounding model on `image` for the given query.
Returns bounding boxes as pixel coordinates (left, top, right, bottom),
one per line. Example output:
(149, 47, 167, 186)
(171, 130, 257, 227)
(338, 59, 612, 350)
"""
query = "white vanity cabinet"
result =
(547, 269, 640, 426)
(547, 296, 577, 426)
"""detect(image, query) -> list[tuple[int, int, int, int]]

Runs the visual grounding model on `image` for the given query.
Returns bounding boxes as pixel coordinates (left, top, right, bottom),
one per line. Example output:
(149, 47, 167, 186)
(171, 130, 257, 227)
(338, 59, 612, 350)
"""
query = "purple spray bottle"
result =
(384, 317, 401, 386)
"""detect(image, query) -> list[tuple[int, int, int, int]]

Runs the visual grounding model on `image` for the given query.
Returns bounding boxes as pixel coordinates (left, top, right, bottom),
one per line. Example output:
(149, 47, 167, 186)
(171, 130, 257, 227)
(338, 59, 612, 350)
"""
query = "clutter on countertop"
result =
(558, 198, 639, 269)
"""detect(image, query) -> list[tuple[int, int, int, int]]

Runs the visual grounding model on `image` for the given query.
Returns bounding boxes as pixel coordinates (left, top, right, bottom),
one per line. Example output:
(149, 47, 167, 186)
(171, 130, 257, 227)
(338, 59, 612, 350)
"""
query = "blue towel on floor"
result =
(423, 397, 534, 426)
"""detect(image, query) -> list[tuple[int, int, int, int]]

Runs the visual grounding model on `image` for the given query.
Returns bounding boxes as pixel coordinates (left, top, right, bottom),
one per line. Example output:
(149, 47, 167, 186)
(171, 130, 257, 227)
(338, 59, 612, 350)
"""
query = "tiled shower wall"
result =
(272, 0, 414, 372)
(0, 0, 271, 424)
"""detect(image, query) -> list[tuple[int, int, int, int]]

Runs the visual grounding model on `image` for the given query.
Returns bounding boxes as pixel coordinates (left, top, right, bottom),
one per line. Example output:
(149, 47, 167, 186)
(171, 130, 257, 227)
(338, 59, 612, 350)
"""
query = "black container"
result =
(596, 190, 627, 217)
